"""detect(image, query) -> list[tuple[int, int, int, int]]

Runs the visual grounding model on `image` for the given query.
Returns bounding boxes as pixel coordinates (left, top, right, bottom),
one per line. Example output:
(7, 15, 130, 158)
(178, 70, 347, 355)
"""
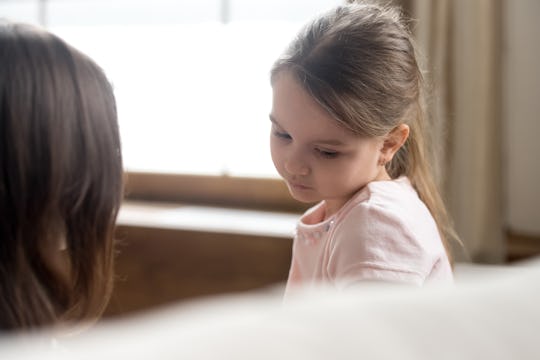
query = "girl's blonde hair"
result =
(271, 2, 458, 262)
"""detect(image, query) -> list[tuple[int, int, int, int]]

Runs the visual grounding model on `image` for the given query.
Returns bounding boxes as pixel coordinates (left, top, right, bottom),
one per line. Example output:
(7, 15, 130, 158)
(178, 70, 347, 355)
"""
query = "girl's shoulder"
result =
(365, 176, 418, 203)
(328, 178, 451, 285)
(335, 176, 438, 242)
(340, 176, 421, 219)
(328, 177, 449, 283)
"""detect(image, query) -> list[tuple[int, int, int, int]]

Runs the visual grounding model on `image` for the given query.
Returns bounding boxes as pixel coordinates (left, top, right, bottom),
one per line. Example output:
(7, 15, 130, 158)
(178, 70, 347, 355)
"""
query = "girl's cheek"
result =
(270, 145, 284, 170)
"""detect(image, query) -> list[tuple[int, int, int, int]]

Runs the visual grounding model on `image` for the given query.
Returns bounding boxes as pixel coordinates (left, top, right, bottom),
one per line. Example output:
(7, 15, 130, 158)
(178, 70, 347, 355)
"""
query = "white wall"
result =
(503, 0, 540, 235)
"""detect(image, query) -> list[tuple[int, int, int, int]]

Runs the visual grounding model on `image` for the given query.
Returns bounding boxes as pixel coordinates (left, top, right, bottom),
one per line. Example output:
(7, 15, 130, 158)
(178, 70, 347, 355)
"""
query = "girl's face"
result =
(270, 72, 390, 217)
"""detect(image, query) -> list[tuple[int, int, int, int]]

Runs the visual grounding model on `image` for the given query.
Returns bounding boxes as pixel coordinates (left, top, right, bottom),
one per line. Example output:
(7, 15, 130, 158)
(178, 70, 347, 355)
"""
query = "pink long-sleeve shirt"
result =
(285, 176, 453, 295)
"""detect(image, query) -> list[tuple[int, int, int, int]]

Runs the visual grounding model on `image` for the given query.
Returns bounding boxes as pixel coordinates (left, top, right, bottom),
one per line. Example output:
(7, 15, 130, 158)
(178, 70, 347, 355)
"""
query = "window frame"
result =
(124, 171, 309, 213)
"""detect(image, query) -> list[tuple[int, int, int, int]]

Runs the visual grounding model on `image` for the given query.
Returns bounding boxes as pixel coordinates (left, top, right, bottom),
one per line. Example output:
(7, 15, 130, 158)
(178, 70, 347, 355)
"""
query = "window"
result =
(1, 0, 342, 179)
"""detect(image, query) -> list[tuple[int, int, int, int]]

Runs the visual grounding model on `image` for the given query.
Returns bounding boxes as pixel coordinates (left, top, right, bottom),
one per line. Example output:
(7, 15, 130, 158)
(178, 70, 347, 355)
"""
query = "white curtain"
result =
(411, 0, 504, 263)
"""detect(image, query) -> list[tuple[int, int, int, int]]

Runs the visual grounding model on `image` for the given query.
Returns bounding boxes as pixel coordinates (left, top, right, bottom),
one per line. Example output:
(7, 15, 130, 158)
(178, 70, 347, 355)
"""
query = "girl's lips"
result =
(289, 181, 311, 190)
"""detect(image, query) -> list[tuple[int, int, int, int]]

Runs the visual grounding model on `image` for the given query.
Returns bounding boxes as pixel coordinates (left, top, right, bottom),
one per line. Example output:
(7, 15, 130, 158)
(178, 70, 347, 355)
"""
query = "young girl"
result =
(269, 1, 456, 293)
(0, 21, 123, 330)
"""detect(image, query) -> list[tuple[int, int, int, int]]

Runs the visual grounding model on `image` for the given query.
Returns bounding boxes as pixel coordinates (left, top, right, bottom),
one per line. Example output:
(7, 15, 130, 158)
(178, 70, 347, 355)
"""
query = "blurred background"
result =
(1, 0, 344, 176)
(1, 0, 539, 318)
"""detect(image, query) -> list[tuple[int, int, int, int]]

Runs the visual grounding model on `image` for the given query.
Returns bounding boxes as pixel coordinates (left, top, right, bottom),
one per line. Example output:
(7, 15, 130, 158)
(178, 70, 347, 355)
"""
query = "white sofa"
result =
(2, 260, 540, 359)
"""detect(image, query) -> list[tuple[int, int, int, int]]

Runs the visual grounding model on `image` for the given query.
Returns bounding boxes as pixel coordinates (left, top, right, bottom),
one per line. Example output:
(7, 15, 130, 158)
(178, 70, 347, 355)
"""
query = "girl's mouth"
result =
(289, 181, 312, 191)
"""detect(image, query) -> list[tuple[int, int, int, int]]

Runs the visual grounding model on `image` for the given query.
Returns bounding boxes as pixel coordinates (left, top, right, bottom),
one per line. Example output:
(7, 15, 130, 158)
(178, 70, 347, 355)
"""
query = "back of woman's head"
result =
(271, 2, 458, 260)
(0, 21, 123, 330)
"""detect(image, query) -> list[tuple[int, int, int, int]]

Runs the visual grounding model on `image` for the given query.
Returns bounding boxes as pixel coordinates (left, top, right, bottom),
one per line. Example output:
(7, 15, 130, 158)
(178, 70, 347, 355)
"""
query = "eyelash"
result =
(315, 148, 339, 159)
(273, 130, 291, 140)
(272, 128, 339, 159)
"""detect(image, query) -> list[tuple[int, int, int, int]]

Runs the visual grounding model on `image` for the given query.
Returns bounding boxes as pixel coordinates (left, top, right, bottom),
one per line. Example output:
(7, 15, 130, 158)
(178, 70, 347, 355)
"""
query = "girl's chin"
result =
(288, 187, 319, 204)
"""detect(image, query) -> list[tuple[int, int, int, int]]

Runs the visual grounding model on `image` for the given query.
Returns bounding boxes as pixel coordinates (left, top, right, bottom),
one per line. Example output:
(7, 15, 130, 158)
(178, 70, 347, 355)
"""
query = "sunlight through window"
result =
(0, 0, 342, 177)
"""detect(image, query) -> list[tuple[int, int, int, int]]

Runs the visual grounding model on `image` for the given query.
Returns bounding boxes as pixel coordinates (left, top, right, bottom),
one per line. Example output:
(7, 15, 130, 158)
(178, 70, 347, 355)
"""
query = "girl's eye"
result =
(273, 130, 291, 140)
(316, 148, 339, 159)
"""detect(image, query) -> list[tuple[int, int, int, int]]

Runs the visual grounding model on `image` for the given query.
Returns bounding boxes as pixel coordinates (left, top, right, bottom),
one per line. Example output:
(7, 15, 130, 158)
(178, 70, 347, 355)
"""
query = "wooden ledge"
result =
(117, 200, 300, 239)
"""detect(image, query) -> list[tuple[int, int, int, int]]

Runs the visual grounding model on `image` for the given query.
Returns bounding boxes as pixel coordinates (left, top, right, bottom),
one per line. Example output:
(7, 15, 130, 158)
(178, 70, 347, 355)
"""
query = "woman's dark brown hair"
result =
(0, 21, 123, 330)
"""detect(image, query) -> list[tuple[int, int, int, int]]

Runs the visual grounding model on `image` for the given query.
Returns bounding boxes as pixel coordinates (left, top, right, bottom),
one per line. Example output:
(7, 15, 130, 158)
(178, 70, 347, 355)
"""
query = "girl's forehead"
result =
(271, 72, 356, 141)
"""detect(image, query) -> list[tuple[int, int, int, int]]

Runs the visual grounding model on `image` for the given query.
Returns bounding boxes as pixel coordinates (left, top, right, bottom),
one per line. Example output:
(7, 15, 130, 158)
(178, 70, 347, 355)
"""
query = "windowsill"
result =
(118, 200, 300, 239)
(123, 171, 310, 213)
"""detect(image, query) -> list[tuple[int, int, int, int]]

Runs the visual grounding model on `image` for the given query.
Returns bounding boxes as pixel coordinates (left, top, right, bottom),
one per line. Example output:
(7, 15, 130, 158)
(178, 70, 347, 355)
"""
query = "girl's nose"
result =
(284, 153, 309, 176)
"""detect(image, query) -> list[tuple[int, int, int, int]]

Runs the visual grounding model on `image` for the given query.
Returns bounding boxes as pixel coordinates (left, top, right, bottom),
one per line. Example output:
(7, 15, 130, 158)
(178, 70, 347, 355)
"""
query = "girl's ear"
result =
(380, 124, 410, 162)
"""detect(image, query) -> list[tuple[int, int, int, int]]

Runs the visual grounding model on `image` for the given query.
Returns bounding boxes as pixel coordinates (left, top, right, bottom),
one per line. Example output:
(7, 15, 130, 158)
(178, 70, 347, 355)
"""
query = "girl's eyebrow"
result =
(269, 114, 345, 146)
(314, 139, 346, 146)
